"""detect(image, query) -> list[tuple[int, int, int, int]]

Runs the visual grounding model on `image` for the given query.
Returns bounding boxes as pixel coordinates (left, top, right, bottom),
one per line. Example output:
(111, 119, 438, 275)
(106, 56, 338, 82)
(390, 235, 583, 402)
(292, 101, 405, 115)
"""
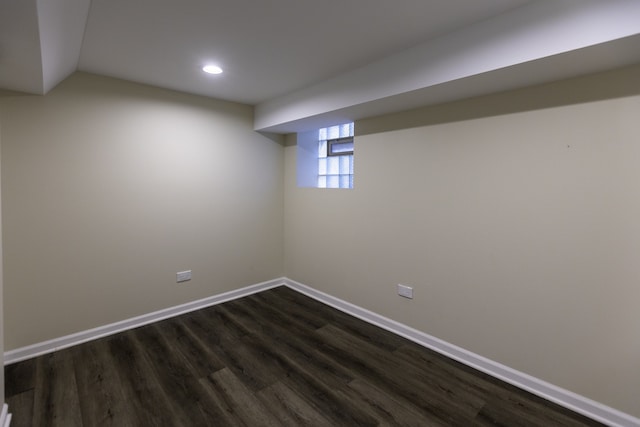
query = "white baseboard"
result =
(3, 277, 286, 365)
(4, 276, 638, 427)
(283, 278, 640, 427)
(0, 404, 11, 427)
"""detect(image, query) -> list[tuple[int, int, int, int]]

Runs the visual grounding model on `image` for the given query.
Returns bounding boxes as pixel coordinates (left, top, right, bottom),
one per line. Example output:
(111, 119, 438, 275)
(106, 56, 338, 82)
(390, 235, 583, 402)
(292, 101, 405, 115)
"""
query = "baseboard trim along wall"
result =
(0, 404, 12, 427)
(3, 277, 285, 365)
(4, 277, 638, 427)
(282, 278, 640, 427)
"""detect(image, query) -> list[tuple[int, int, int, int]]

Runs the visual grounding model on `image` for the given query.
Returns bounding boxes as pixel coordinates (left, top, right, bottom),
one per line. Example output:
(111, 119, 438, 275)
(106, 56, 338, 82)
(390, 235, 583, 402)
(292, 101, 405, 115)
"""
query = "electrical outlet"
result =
(397, 284, 413, 299)
(176, 270, 192, 283)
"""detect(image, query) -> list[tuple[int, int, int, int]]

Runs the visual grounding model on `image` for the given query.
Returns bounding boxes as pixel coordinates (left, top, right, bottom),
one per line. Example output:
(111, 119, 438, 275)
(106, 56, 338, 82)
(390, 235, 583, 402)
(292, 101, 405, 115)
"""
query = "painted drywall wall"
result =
(0, 120, 4, 404)
(1, 72, 284, 350)
(283, 65, 640, 417)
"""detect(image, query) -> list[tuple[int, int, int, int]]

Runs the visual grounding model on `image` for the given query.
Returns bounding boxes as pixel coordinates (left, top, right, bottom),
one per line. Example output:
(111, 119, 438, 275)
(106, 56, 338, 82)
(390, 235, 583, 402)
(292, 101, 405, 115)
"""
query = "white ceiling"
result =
(1, 0, 639, 133)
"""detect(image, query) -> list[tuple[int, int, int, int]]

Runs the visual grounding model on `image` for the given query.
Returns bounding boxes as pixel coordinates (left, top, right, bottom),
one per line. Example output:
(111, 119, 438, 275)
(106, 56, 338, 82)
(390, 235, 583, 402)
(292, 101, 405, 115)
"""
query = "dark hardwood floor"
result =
(5, 286, 604, 426)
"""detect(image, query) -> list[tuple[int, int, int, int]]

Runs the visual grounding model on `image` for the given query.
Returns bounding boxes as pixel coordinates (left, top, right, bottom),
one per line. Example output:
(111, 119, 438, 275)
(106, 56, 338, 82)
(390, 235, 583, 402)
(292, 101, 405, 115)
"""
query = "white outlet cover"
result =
(397, 284, 413, 299)
(176, 270, 192, 283)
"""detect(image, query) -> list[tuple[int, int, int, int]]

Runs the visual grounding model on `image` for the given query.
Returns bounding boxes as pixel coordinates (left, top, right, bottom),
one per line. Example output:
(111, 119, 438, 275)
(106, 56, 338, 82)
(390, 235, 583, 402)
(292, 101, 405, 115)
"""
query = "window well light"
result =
(203, 65, 223, 75)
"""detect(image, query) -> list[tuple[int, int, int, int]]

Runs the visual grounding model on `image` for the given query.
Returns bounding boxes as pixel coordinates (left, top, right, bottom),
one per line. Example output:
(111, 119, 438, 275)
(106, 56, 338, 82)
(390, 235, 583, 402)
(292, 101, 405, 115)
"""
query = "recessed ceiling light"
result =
(203, 65, 223, 75)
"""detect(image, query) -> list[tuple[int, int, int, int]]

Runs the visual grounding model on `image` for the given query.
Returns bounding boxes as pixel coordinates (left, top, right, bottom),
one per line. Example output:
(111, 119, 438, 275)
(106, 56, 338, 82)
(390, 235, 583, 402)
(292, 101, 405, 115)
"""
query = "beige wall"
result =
(284, 65, 640, 417)
(1, 73, 284, 350)
(0, 120, 4, 404)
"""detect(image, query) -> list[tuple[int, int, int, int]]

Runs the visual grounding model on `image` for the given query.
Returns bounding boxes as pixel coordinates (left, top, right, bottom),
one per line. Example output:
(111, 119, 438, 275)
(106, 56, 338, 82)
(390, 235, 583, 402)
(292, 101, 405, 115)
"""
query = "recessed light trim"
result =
(203, 65, 223, 75)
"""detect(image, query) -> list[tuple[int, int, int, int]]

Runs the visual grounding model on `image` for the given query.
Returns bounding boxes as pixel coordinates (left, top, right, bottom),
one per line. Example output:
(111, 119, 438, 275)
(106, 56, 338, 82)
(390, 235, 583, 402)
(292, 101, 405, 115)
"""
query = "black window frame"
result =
(327, 137, 354, 157)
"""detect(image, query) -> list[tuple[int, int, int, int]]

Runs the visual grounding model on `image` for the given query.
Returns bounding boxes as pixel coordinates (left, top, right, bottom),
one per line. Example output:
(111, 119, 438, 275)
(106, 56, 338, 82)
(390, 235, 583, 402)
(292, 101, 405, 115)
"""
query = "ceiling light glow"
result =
(203, 65, 223, 75)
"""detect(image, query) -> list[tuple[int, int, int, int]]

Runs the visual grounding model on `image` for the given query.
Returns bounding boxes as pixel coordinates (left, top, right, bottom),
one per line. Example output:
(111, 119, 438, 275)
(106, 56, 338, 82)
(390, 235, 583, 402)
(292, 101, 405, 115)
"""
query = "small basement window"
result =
(318, 123, 354, 189)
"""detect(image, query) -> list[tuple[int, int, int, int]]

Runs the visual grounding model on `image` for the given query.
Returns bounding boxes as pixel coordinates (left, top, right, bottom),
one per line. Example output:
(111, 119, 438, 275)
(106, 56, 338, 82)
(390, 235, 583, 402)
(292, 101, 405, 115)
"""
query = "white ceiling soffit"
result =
(255, 0, 640, 133)
(0, 0, 89, 95)
(0, 0, 44, 94)
(38, 0, 91, 94)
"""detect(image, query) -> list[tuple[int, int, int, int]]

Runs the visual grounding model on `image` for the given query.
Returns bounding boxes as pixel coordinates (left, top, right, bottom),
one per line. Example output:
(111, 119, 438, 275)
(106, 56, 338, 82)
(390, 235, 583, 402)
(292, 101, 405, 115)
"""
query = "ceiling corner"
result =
(37, 0, 92, 93)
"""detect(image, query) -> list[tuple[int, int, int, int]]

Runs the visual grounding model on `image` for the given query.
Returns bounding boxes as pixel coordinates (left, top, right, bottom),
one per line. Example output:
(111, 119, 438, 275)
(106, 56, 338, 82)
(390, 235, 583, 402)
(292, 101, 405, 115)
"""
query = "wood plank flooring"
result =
(5, 286, 604, 426)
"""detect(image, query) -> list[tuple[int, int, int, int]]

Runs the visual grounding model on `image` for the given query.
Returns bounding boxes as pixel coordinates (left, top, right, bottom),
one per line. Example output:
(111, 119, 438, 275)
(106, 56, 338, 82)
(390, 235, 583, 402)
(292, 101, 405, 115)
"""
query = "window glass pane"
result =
(327, 156, 339, 175)
(317, 122, 354, 190)
(328, 125, 340, 140)
(340, 123, 351, 138)
(318, 140, 327, 158)
(339, 155, 350, 174)
(318, 158, 327, 175)
(329, 140, 353, 155)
